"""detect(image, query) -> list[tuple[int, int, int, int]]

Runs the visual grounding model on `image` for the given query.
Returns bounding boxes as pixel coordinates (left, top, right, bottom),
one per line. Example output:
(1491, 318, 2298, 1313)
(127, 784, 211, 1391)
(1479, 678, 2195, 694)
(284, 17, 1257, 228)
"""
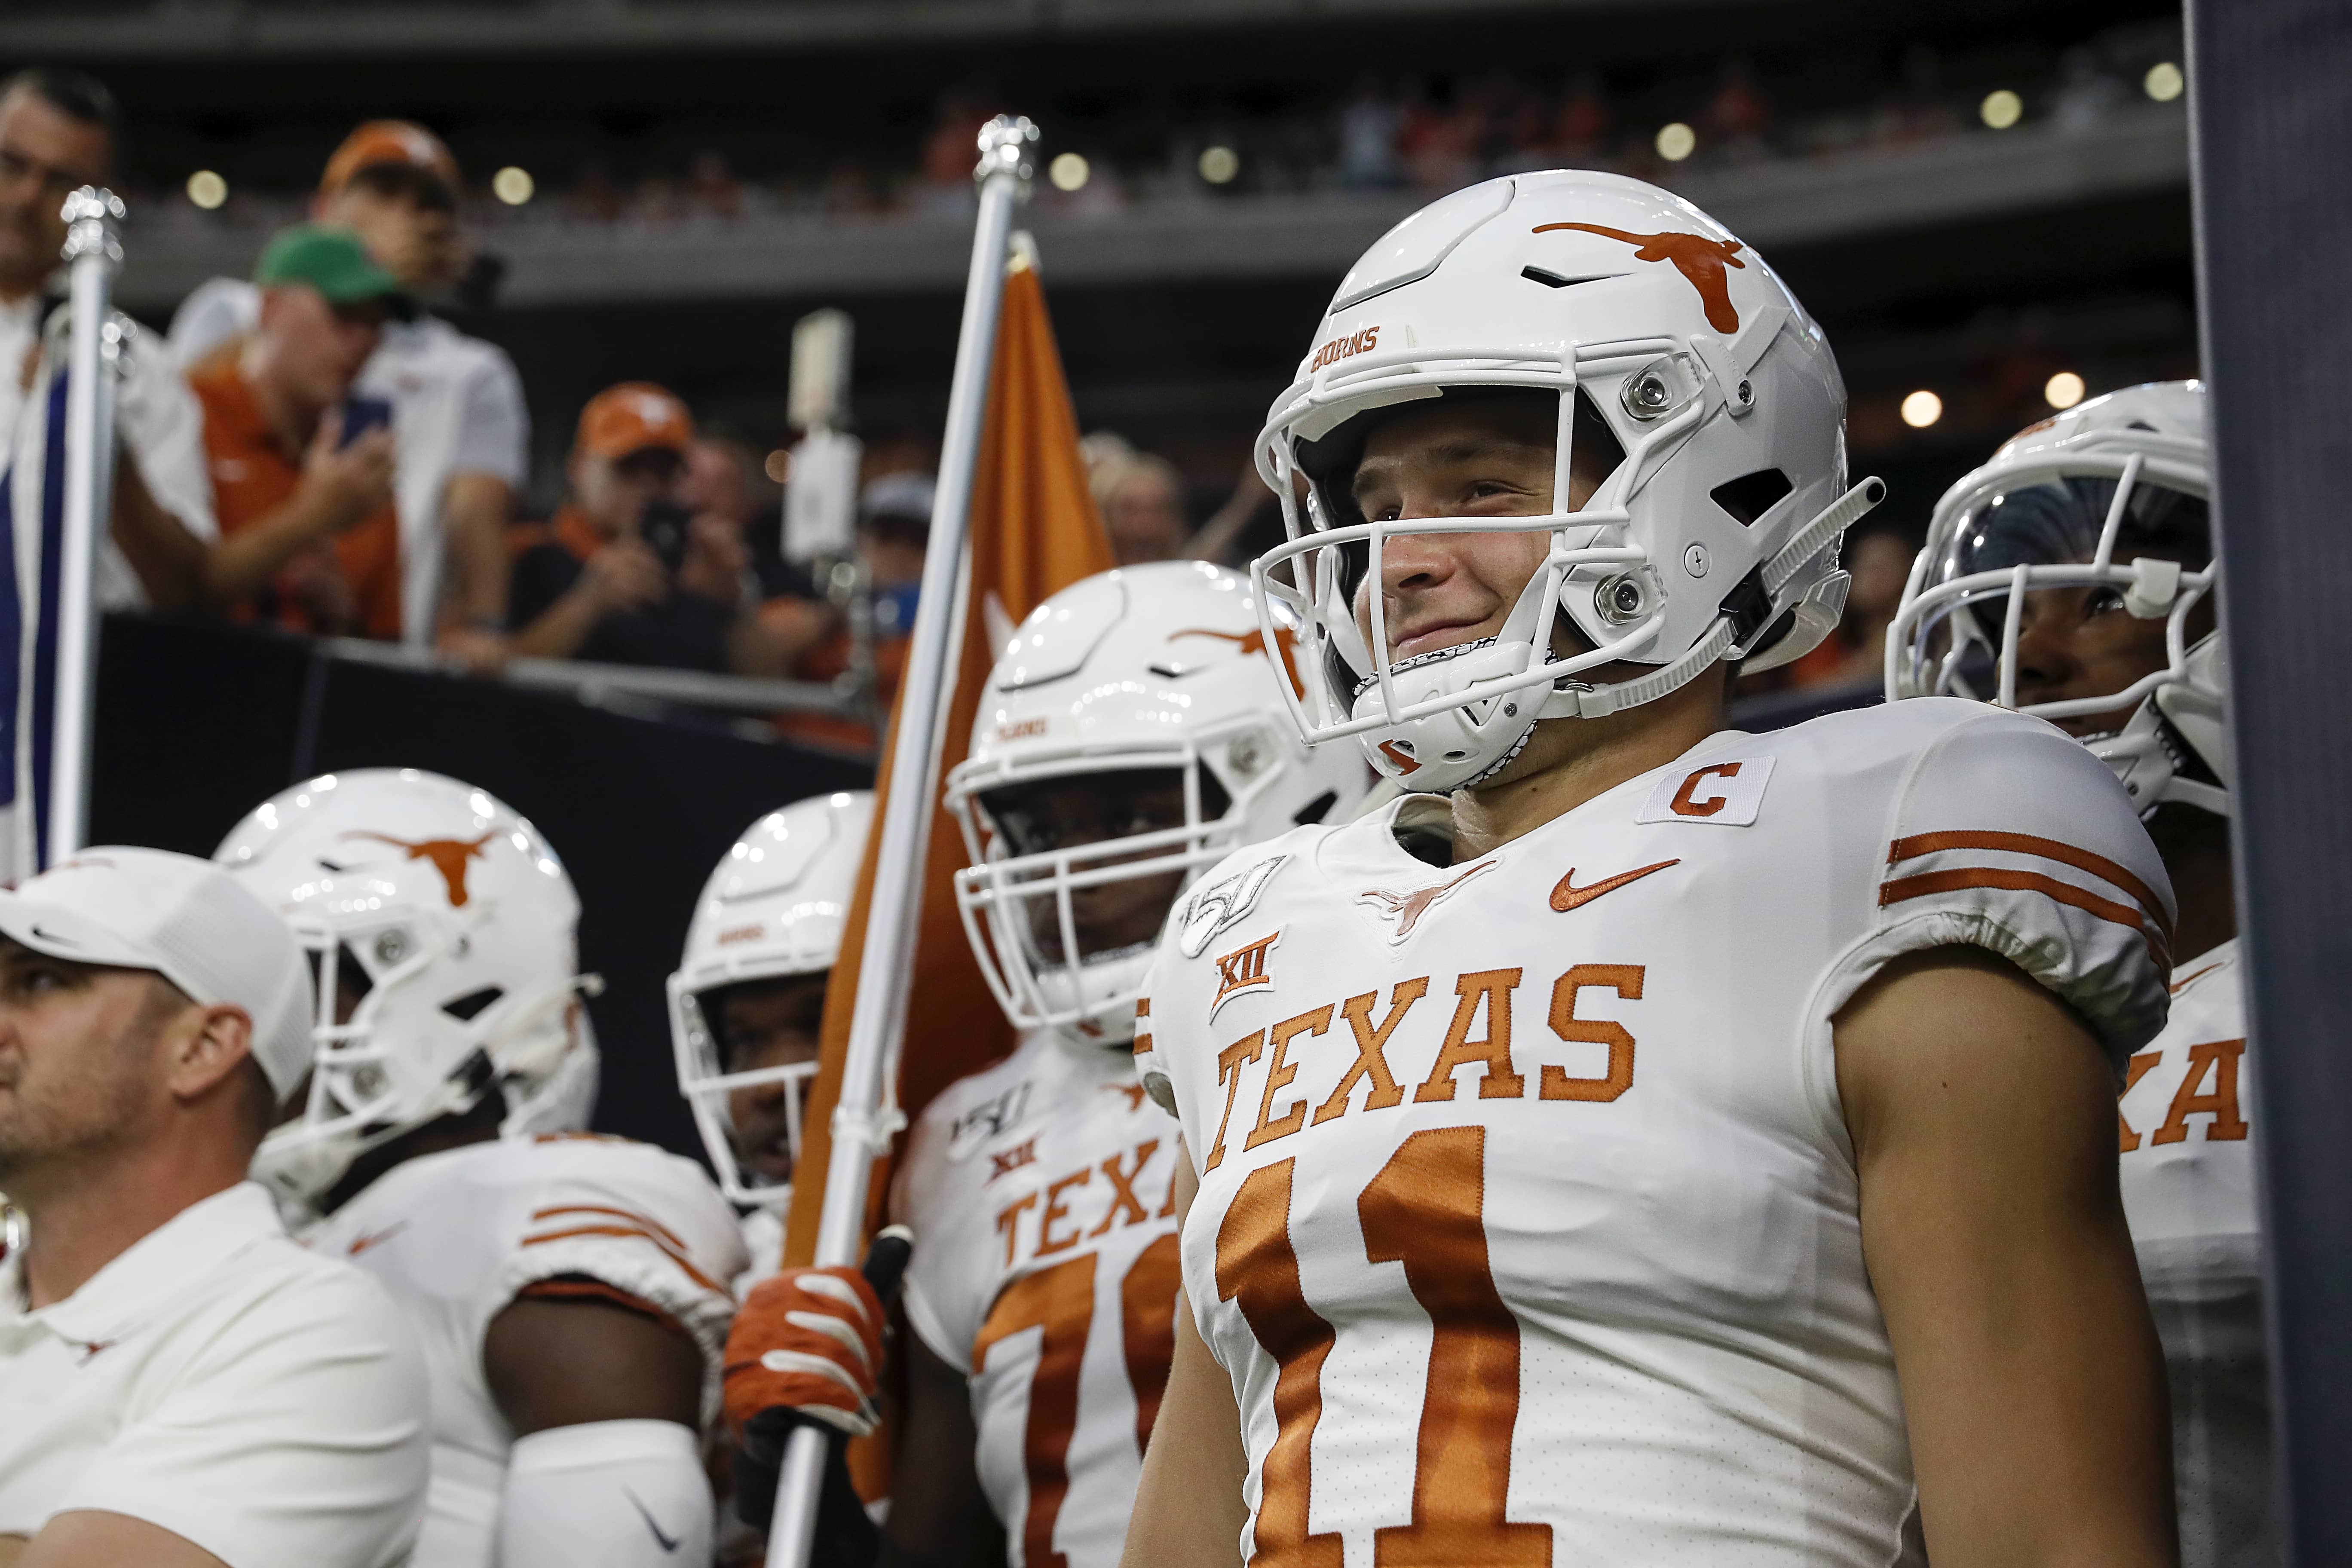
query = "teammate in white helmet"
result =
(1888, 380, 2258, 1566)
(217, 768, 747, 1568)
(1124, 173, 2177, 1568)
(671, 788, 875, 1277)
(725, 560, 1369, 1568)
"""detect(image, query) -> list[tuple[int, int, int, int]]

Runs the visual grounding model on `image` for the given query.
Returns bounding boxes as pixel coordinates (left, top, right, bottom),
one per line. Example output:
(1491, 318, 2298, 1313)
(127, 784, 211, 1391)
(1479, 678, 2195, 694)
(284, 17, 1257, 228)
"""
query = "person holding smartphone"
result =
(506, 382, 784, 674)
(184, 224, 413, 637)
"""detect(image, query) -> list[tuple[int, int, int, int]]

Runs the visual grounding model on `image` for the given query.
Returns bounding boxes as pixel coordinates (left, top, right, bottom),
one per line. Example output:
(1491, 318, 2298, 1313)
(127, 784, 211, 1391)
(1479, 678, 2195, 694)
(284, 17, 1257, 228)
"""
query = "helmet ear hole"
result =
(441, 986, 505, 1022)
(1711, 469, 1793, 527)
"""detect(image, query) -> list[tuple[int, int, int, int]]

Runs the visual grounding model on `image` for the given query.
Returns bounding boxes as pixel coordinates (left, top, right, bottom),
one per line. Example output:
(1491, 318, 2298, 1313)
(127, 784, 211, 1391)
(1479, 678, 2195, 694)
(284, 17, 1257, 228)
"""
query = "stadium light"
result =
(1655, 122, 1696, 162)
(1198, 146, 1240, 184)
(185, 170, 227, 209)
(493, 166, 535, 205)
(2144, 61, 2185, 101)
(1980, 90, 2023, 130)
(1049, 152, 1090, 192)
(1901, 390, 1944, 428)
(2044, 371, 2086, 409)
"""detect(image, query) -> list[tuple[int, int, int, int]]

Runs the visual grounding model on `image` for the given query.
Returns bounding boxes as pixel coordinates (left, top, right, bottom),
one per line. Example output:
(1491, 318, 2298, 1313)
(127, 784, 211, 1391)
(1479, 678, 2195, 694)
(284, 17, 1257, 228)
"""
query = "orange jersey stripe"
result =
(1880, 866, 2170, 969)
(1887, 830, 2171, 944)
(1133, 1031, 1154, 1060)
(520, 1223, 726, 1296)
(533, 1204, 689, 1253)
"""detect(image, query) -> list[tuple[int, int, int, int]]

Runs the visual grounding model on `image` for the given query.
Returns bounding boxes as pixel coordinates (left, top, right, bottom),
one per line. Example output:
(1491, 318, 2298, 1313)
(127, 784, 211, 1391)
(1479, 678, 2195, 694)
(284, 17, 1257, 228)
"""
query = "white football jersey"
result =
(2118, 941, 2269, 1566)
(309, 1134, 748, 1568)
(893, 1031, 1184, 1568)
(1136, 698, 2173, 1568)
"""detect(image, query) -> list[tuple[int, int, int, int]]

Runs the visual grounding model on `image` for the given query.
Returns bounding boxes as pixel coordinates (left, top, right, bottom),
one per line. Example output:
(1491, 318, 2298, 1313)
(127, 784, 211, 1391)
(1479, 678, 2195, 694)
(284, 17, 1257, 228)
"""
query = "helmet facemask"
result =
(1888, 435, 2226, 816)
(1256, 342, 1876, 793)
(252, 903, 595, 1215)
(669, 969, 825, 1210)
(952, 747, 1257, 1047)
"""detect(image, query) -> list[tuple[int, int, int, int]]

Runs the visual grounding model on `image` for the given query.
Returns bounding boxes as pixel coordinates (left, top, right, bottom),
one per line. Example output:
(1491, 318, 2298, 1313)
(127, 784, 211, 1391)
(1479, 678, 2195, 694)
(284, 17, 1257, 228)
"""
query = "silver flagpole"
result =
(766, 113, 1037, 1568)
(46, 187, 126, 866)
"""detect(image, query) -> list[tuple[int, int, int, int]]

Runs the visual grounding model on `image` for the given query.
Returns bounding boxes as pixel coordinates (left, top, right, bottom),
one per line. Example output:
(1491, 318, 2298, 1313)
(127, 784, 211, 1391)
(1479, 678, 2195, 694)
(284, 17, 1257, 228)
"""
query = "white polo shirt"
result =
(0, 1182, 430, 1568)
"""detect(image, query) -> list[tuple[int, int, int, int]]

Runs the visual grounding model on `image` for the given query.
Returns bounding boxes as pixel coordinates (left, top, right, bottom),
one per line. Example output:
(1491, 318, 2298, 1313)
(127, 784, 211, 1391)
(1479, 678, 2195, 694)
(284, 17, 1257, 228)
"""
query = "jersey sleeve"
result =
(889, 1091, 989, 1375)
(489, 1143, 750, 1387)
(58, 1262, 429, 1568)
(447, 344, 530, 487)
(1827, 709, 2176, 1069)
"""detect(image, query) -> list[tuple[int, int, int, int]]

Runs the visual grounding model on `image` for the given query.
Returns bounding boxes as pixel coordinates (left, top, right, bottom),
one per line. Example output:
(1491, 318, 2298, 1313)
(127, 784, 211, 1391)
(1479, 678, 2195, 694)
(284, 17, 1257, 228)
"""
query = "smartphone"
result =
(338, 396, 394, 449)
(640, 499, 694, 574)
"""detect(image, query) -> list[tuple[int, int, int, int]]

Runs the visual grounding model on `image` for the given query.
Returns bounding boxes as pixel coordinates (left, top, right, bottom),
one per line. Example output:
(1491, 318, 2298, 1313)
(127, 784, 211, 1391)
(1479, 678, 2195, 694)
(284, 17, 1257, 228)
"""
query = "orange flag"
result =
(784, 249, 1115, 1274)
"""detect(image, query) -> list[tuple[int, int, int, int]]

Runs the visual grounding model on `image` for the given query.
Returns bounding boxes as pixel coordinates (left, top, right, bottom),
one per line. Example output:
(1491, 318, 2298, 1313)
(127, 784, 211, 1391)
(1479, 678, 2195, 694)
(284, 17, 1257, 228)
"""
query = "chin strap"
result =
(1762, 477, 1886, 599)
(1544, 616, 1738, 721)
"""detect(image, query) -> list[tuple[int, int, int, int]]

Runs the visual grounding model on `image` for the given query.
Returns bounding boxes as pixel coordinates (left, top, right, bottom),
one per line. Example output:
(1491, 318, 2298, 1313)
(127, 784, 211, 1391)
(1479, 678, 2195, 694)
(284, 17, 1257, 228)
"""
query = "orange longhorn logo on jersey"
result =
(1531, 222, 1747, 334)
(1357, 861, 1494, 941)
(340, 830, 496, 906)
(1169, 625, 1306, 699)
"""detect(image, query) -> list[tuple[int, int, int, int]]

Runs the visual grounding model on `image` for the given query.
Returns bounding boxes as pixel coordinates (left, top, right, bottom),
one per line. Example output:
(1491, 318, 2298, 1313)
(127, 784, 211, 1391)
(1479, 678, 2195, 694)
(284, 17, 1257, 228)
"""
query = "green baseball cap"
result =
(253, 224, 416, 318)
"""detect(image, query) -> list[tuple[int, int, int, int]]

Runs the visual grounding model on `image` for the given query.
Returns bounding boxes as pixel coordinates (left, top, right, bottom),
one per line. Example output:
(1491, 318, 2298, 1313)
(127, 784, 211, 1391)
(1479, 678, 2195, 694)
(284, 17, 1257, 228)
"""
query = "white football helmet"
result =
(1886, 380, 2227, 817)
(216, 769, 598, 1213)
(947, 560, 1369, 1047)
(1253, 170, 1882, 792)
(668, 789, 873, 1208)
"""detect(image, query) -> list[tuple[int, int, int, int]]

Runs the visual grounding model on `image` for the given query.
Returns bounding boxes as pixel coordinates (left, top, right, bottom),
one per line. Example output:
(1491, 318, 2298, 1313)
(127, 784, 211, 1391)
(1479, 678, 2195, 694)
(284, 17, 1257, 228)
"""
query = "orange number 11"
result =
(1216, 1125, 1550, 1568)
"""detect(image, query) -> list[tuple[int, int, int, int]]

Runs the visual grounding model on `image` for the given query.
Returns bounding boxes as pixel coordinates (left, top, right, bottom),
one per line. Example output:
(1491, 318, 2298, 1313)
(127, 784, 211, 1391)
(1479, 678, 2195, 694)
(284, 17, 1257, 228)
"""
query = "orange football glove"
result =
(723, 1266, 886, 1440)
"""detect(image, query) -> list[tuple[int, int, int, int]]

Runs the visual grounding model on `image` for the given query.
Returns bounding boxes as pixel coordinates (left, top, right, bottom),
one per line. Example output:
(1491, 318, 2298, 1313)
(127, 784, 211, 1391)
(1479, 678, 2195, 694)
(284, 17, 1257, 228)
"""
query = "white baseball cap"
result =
(0, 847, 311, 1100)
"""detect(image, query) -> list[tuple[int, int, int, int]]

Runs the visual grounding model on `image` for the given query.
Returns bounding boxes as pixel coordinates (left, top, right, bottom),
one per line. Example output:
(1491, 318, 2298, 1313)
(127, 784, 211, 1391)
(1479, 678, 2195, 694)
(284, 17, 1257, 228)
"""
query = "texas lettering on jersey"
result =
(2116, 943, 2269, 1566)
(895, 1034, 1185, 1568)
(1138, 701, 2173, 1568)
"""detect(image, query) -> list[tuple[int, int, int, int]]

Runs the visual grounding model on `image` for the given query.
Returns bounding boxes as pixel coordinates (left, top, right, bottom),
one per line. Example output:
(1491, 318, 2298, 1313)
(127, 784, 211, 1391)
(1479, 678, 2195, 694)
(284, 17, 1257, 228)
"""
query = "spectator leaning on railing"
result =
(170, 122, 521, 672)
(0, 67, 218, 879)
(508, 382, 785, 675)
(0, 848, 429, 1568)
(185, 225, 410, 637)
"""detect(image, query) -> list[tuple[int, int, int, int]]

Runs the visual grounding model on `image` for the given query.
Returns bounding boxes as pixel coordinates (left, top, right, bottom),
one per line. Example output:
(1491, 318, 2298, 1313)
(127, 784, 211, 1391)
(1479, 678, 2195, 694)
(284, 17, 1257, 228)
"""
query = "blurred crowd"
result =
(122, 31, 2180, 236)
(11, 62, 1913, 775)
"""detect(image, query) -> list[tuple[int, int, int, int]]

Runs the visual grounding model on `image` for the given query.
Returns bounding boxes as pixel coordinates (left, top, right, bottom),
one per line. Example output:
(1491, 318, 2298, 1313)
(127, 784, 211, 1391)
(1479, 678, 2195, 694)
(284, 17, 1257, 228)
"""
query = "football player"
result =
(218, 768, 747, 1568)
(725, 560, 1367, 1568)
(1125, 173, 2178, 1568)
(1887, 380, 2256, 1565)
(671, 788, 876, 1277)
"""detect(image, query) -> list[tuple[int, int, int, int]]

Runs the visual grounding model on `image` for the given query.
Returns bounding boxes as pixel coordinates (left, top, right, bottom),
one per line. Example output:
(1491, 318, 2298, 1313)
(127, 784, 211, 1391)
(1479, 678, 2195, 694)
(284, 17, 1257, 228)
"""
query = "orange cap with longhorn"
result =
(575, 383, 695, 459)
(321, 120, 460, 196)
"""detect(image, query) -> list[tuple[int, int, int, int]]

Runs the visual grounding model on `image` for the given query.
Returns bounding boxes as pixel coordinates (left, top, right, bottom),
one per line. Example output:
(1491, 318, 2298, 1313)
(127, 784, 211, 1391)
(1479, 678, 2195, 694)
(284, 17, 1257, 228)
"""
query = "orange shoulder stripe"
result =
(519, 1223, 726, 1296)
(1880, 866, 2170, 970)
(533, 1203, 689, 1252)
(1887, 830, 2171, 944)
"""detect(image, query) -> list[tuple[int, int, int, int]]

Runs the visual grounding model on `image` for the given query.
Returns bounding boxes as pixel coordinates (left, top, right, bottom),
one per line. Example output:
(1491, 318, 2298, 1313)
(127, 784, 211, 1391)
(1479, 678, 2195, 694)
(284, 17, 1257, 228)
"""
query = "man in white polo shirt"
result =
(0, 847, 429, 1568)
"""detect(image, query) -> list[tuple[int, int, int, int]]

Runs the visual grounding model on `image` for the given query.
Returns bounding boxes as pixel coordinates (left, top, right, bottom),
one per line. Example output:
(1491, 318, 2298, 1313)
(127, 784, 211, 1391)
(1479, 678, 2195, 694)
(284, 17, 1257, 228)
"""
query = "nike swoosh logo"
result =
(2168, 961, 2225, 996)
(346, 1220, 409, 1256)
(625, 1489, 681, 1553)
(1550, 858, 1681, 912)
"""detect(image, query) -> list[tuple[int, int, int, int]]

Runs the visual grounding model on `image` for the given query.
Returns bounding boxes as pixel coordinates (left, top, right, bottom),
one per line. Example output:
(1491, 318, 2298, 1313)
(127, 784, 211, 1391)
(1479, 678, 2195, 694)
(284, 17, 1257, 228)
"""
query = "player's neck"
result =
(317, 1096, 506, 1216)
(2147, 802, 2236, 963)
(14, 1134, 247, 1309)
(1449, 668, 1731, 861)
